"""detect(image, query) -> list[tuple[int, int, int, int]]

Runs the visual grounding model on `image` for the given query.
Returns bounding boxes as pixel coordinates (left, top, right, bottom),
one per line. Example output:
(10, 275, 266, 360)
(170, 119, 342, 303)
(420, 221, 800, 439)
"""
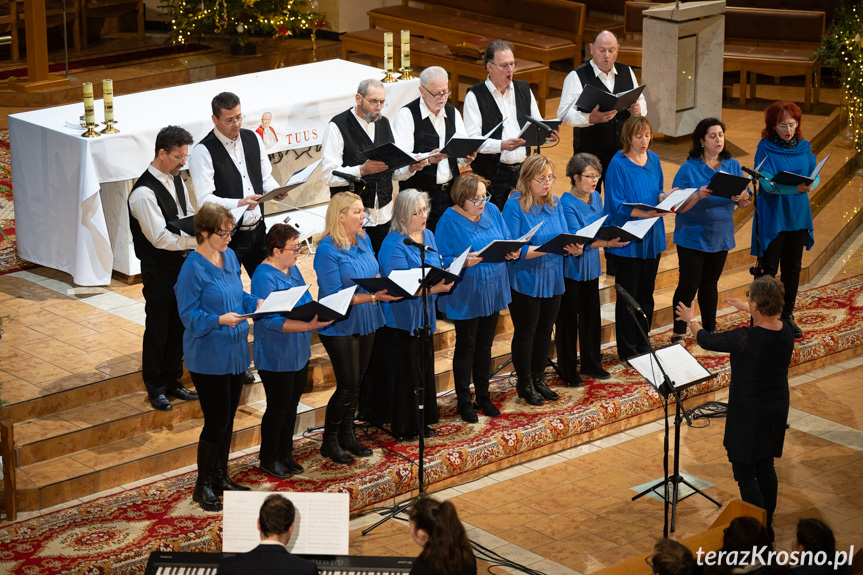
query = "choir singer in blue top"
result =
(436, 174, 517, 423)
(503, 155, 582, 406)
(175, 203, 263, 512)
(250, 224, 331, 479)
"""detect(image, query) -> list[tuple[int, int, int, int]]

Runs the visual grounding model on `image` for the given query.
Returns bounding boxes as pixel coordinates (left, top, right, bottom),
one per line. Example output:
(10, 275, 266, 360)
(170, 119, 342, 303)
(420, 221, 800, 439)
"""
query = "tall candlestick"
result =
(401, 29, 410, 70)
(384, 31, 394, 73)
(102, 79, 114, 122)
(82, 82, 95, 125)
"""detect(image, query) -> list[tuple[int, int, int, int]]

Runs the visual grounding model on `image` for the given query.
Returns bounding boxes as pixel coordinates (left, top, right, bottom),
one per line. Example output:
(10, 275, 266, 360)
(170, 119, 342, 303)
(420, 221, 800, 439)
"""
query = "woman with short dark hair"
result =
(676, 275, 794, 540)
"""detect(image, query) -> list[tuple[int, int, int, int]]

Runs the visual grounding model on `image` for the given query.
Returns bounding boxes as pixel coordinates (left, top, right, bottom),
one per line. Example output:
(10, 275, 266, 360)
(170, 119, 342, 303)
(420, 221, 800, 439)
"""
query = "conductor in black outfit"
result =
(676, 275, 794, 541)
(217, 494, 318, 575)
(128, 125, 200, 411)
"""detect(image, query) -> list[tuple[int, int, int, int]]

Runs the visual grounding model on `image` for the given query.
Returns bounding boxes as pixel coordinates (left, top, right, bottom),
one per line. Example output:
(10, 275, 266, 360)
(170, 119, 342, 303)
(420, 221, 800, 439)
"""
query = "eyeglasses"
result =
(491, 61, 518, 70)
(362, 95, 387, 108)
(777, 122, 797, 131)
(644, 555, 655, 571)
(422, 86, 452, 100)
(580, 173, 601, 180)
(467, 194, 492, 206)
(220, 114, 243, 126)
(533, 176, 557, 185)
(413, 206, 431, 217)
(283, 244, 302, 254)
(745, 290, 751, 298)
(214, 227, 237, 238)
(171, 153, 191, 162)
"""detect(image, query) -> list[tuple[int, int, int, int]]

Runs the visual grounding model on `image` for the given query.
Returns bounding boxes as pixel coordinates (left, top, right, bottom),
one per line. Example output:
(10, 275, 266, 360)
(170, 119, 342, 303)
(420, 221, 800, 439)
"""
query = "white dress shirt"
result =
(128, 164, 198, 251)
(558, 60, 647, 127)
(392, 98, 469, 183)
(321, 108, 393, 227)
(463, 78, 543, 165)
(189, 127, 280, 227)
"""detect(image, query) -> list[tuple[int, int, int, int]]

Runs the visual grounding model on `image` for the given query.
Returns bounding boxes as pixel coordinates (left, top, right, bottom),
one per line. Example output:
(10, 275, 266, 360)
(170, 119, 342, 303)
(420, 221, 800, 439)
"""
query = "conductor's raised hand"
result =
(724, 296, 749, 313)
(360, 159, 389, 176)
(674, 300, 696, 324)
(588, 104, 617, 125)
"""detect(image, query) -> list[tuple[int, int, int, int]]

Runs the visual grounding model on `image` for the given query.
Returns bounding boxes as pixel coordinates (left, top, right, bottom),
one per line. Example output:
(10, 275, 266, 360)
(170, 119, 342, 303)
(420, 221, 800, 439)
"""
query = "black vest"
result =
(329, 109, 394, 209)
(129, 168, 188, 271)
(405, 98, 459, 189)
(199, 128, 264, 199)
(572, 62, 634, 166)
(467, 80, 532, 179)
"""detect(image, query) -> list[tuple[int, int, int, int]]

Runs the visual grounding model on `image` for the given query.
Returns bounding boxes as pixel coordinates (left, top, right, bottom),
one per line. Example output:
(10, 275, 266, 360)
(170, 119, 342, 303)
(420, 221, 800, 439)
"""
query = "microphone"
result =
(741, 166, 766, 180)
(524, 115, 554, 134)
(403, 237, 437, 253)
(333, 170, 366, 185)
(614, 284, 646, 318)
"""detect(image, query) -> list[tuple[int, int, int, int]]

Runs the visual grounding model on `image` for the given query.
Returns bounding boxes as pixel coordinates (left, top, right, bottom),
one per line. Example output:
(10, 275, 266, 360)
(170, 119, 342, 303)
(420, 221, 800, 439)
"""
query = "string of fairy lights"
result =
(162, 0, 325, 46)
(826, 2, 863, 156)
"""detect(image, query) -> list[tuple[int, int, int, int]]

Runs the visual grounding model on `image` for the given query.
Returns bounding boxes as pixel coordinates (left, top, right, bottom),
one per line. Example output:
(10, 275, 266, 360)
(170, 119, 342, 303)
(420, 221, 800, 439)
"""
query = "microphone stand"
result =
(745, 168, 768, 326)
(362, 241, 432, 535)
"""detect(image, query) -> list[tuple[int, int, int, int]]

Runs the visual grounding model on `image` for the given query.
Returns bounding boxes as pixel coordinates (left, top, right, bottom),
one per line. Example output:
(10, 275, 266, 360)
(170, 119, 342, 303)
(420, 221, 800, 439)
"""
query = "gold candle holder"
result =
(101, 120, 120, 134)
(398, 67, 416, 81)
(382, 31, 397, 83)
(399, 30, 415, 80)
(81, 82, 100, 138)
(101, 79, 119, 133)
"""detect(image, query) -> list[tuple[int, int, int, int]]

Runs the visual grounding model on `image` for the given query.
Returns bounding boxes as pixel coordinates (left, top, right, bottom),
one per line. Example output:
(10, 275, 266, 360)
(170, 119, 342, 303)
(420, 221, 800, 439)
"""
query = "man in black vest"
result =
(392, 66, 475, 232)
(463, 40, 549, 211)
(129, 126, 200, 411)
(322, 79, 421, 254)
(190, 92, 283, 385)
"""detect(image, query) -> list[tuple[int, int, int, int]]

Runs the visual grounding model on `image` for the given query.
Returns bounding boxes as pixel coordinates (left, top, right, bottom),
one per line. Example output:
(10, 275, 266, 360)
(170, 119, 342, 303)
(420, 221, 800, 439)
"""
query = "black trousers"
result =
(508, 290, 562, 380)
(319, 332, 376, 429)
(140, 261, 185, 398)
(364, 223, 390, 256)
(760, 229, 808, 315)
(672, 245, 728, 335)
(231, 222, 267, 278)
(258, 364, 308, 465)
(732, 457, 778, 528)
(390, 328, 439, 434)
(487, 166, 521, 212)
(452, 312, 500, 405)
(190, 371, 245, 474)
(614, 256, 660, 360)
(556, 277, 602, 381)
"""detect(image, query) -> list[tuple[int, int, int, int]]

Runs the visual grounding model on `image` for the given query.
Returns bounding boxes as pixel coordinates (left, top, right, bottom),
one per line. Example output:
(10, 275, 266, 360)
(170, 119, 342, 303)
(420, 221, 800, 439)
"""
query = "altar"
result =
(9, 59, 419, 285)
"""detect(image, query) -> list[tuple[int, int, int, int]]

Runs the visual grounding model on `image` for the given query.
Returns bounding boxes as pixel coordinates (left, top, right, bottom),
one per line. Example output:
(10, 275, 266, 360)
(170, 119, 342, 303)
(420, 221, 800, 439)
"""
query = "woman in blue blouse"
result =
(251, 224, 331, 479)
(752, 101, 818, 340)
(603, 116, 673, 361)
(377, 190, 453, 438)
(503, 155, 582, 406)
(436, 174, 517, 423)
(175, 203, 262, 512)
(670, 118, 752, 344)
(314, 192, 401, 464)
(556, 153, 629, 387)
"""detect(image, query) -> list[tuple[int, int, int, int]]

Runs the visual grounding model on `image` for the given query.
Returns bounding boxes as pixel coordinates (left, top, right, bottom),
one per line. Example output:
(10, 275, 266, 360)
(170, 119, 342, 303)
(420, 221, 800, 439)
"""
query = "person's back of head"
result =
(259, 494, 295, 539)
(650, 538, 695, 575)
(408, 498, 475, 575)
(796, 518, 836, 556)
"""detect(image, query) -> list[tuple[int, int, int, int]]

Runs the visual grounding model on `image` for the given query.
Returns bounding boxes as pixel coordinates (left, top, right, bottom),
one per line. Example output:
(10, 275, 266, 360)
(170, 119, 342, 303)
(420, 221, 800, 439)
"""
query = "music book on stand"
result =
(576, 83, 645, 113)
(475, 221, 544, 263)
(627, 344, 714, 393)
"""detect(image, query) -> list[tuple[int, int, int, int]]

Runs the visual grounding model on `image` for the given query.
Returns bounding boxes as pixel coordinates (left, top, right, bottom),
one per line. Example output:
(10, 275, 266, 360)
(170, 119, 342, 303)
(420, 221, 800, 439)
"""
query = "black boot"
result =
(212, 468, 250, 495)
(321, 431, 354, 464)
(532, 373, 559, 401)
(339, 420, 372, 457)
(192, 476, 223, 512)
(516, 377, 544, 406)
(457, 401, 479, 423)
(280, 454, 304, 475)
(474, 396, 500, 417)
(782, 312, 803, 339)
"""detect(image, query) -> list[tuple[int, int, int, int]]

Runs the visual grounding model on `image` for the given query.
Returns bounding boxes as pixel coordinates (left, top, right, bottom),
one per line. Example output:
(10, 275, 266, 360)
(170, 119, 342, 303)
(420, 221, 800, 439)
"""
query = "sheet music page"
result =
(656, 188, 697, 212)
(558, 98, 576, 120)
(621, 217, 660, 239)
(576, 215, 607, 238)
(448, 247, 471, 276)
(518, 221, 545, 242)
(389, 268, 425, 295)
(223, 491, 350, 554)
(255, 285, 309, 315)
(285, 158, 322, 187)
(810, 154, 830, 179)
(230, 205, 249, 224)
(319, 285, 357, 315)
(628, 346, 711, 388)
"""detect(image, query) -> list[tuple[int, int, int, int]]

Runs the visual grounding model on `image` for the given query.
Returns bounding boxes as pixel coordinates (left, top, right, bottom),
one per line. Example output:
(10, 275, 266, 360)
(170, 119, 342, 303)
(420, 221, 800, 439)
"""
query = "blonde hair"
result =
(513, 155, 557, 213)
(323, 192, 366, 249)
(620, 116, 652, 153)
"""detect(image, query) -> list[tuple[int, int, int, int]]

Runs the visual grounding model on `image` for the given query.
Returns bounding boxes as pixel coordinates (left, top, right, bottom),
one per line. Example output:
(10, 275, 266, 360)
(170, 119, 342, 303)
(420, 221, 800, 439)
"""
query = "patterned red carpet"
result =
(0, 274, 860, 574)
(0, 129, 36, 276)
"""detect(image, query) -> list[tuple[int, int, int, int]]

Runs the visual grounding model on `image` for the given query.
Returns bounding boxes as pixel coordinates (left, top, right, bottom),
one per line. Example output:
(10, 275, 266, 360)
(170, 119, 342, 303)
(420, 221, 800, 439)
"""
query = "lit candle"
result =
(401, 29, 410, 70)
(384, 31, 394, 73)
(82, 82, 95, 126)
(102, 79, 114, 123)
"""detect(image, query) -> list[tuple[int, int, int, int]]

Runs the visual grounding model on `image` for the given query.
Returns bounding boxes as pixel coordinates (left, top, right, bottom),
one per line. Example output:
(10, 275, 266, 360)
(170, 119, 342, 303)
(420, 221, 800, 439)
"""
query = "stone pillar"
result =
(642, 1, 725, 137)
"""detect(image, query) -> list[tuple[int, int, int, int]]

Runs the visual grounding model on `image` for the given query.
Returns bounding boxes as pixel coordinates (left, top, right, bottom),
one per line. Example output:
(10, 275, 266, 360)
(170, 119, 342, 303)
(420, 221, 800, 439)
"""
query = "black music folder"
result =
(576, 83, 646, 113)
(518, 118, 563, 148)
(365, 142, 435, 171)
(166, 215, 195, 236)
(536, 233, 595, 254)
(769, 154, 830, 188)
(708, 171, 752, 200)
(439, 135, 486, 158)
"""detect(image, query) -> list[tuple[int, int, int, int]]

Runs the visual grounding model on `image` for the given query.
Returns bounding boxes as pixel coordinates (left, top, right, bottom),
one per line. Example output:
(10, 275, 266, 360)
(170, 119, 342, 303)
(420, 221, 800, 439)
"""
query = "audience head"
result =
(590, 30, 620, 74)
(264, 223, 301, 267)
(355, 79, 386, 123)
(450, 173, 492, 219)
(689, 118, 730, 161)
(390, 189, 430, 235)
(408, 497, 475, 575)
(483, 40, 516, 90)
(748, 275, 785, 318)
(795, 518, 836, 556)
(515, 154, 557, 212)
(419, 66, 451, 114)
(565, 153, 602, 195)
(258, 494, 296, 541)
(621, 115, 652, 154)
(211, 92, 243, 140)
(722, 516, 773, 554)
(153, 125, 194, 176)
(762, 101, 803, 142)
(324, 191, 366, 249)
(647, 538, 695, 575)
(194, 203, 234, 247)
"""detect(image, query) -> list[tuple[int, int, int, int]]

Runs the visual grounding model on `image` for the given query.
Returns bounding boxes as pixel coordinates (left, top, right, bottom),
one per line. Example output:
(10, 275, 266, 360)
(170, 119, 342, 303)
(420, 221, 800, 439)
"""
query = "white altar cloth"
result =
(10, 59, 418, 285)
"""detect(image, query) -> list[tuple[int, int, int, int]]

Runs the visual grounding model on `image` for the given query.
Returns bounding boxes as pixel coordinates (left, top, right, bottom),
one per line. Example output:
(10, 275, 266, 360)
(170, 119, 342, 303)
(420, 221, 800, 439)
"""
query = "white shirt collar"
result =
(484, 77, 512, 98)
(147, 163, 173, 183)
(589, 60, 618, 80)
(419, 96, 447, 121)
(214, 127, 239, 146)
(352, 107, 376, 129)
